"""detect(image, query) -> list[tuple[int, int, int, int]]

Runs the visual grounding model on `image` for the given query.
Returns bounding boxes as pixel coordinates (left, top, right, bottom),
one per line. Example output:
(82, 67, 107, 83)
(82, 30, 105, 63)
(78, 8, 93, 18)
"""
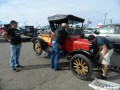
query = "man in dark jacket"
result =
(51, 23, 68, 71)
(2, 20, 23, 72)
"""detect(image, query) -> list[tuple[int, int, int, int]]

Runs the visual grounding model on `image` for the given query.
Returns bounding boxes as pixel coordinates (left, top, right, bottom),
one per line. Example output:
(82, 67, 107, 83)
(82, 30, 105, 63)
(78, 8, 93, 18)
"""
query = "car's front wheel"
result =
(70, 54, 93, 80)
(33, 40, 42, 56)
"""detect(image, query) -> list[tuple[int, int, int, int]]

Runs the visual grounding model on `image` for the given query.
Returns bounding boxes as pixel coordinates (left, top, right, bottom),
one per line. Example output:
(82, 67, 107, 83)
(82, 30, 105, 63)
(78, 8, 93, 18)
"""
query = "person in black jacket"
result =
(2, 20, 23, 72)
(51, 23, 68, 71)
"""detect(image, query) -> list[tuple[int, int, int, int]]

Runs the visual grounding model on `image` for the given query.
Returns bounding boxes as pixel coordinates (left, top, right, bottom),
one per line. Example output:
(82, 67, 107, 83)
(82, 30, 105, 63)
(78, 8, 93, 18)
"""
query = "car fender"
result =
(66, 49, 94, 60)
(32, 37, 41, 43)
(32, 37, 48, 50)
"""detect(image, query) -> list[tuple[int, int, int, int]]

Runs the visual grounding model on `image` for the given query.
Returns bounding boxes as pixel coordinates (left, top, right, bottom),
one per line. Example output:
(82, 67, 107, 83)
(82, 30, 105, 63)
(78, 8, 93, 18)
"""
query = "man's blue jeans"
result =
(10, 44, 21, 70)
(51, 41, 60, 70)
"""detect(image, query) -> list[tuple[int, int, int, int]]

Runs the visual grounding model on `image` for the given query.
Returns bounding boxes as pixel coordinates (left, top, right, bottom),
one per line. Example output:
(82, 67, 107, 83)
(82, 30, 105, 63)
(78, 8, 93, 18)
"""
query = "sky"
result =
(0, 0, 120, 27)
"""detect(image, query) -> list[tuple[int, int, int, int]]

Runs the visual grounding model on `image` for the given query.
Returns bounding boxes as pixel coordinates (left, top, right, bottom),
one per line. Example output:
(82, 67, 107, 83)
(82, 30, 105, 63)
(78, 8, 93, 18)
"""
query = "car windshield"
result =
(42, 25, 50, 30)
(68, 22, 84, 35)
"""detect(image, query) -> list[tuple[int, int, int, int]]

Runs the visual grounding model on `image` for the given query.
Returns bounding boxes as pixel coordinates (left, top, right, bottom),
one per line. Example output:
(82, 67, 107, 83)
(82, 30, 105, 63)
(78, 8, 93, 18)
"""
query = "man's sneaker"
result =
(51, 67, 54, 69)
(12, 68, 19, 72)
(54, 67, 62, 71)
(97, 75, 107, 80)
(16, 65, 24, 68)
(44, 52, 49, 57)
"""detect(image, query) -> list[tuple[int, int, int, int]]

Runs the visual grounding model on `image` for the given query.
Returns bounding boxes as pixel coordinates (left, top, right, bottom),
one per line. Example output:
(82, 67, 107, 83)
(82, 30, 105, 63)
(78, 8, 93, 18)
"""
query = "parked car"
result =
(19, 26, 35, 37)
(92, 24, 120, 50)
(84, 27, 96, 38)
(37, 25, 51, 35)
(32, 14, 101, 80)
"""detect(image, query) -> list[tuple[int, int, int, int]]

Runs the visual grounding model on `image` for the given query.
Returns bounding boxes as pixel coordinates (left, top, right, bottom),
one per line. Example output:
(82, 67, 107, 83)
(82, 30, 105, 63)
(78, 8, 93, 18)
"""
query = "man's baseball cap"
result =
(88, 35, 95, 41)
(10, 20, 18, 25)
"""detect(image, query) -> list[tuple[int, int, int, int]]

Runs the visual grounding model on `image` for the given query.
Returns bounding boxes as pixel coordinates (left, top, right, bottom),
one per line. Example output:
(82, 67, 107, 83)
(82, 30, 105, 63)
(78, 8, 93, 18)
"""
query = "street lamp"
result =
(109, 18, 112, 24)
(104, 13, 108, 25)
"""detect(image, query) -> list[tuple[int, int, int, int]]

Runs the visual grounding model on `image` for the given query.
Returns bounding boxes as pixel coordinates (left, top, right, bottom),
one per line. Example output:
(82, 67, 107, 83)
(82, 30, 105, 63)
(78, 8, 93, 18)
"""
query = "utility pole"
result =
(110, 18, 112, 24)
(104, 13, 108, 25)
(36, 21, 38, 28)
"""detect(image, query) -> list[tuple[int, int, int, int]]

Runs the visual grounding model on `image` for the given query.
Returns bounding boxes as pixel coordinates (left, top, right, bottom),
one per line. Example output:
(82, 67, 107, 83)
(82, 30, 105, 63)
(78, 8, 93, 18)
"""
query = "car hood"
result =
(73, 38, 90, 51)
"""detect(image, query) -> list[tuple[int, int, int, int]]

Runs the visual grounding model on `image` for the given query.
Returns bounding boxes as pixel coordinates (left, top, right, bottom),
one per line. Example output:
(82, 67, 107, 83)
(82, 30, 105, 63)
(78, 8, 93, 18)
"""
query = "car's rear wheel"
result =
(33, 40, 42, 56)
(70, 54, 93, 80)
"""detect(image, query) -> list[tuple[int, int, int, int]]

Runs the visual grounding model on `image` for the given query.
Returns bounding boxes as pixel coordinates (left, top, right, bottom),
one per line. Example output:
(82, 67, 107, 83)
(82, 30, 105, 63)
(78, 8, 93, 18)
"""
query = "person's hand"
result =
(101, 60, 104, 64)
(7, 38, 11, 42)
(101, 56, 104, 64)
(67, 36, 70, 39)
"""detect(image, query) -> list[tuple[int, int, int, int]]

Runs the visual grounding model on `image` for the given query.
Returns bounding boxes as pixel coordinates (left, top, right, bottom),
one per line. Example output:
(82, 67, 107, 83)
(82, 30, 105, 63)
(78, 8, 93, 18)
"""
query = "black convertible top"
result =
(48, 14, 85, 32)
(48, 14, 85, 23)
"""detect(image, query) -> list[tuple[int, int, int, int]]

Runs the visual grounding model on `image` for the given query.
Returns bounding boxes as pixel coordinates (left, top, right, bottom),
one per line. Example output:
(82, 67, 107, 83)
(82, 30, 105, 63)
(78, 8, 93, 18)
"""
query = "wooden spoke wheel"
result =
(33, 40, 42, 56)
(70, 54, 93, 80)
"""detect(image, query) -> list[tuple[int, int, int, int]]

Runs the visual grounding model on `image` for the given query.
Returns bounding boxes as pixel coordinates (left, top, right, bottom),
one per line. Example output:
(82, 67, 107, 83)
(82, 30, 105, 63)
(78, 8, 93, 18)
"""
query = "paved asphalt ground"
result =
(0, 37, 120, 90)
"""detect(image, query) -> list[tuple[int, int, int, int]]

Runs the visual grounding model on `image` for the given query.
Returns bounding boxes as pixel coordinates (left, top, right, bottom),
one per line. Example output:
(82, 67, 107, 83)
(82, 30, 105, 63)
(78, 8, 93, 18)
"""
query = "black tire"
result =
(70, 54, 93, 80)
(33, 40, 42, 56)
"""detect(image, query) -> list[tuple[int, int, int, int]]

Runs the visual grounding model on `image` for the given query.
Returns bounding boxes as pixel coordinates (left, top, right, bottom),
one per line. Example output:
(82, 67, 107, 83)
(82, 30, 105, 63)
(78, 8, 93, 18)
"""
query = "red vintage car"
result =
(0, 28, 5, 35)
(0, 24, 10, 35)
(32, 14, 100, 80)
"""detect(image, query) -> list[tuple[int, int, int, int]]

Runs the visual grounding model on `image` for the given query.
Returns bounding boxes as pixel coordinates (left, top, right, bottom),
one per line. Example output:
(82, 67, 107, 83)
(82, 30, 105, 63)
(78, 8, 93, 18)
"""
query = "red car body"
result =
(61, 35, 90, 52)
(0, 29, 5, 35)
(42, 33, 90, 52)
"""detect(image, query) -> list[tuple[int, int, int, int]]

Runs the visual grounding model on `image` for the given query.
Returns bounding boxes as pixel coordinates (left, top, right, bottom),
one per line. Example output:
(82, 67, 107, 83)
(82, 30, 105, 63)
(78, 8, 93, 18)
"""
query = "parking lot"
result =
(0, 37, 120, 90)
